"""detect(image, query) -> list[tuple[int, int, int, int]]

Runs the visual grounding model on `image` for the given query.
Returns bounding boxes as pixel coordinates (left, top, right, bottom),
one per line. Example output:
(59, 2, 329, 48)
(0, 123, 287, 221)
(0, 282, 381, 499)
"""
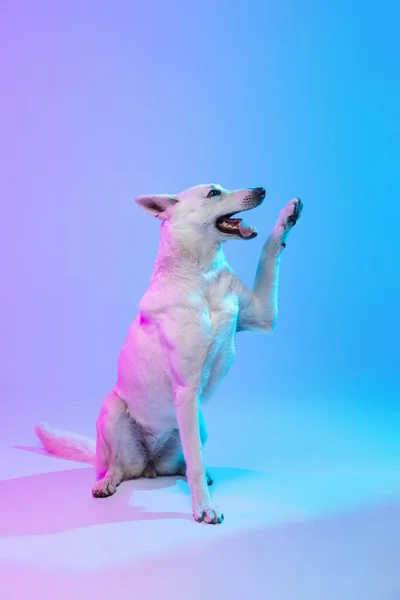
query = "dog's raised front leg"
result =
(174, 385, 223, 524)
(237, 197, 303, 333)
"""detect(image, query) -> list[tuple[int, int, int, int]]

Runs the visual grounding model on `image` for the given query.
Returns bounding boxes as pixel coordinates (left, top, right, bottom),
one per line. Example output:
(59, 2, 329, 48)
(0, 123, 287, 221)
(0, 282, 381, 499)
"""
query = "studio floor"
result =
(1, 392, 399, 600)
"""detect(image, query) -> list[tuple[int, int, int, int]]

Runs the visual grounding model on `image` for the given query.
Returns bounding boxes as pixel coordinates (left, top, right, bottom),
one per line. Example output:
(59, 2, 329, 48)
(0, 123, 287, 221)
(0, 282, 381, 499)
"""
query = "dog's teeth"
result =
(222, 222, 238, 230)
(219, 221, 240, 232)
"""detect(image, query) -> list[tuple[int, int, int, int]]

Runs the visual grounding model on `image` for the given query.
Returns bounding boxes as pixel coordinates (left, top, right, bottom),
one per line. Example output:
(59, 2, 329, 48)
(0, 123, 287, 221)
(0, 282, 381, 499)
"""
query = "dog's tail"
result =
(34, 423, 96, 465)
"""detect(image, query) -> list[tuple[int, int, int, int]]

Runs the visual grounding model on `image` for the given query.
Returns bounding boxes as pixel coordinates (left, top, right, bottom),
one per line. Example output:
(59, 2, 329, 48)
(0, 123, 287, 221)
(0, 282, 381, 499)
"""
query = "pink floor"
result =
(1, 397, 399, 600)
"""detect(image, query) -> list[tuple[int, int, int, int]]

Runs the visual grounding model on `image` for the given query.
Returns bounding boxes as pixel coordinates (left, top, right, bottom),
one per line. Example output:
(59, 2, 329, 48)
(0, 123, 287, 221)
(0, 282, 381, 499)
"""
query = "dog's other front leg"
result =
(174, 386, 223, 524)
(237, 197, 303, 333)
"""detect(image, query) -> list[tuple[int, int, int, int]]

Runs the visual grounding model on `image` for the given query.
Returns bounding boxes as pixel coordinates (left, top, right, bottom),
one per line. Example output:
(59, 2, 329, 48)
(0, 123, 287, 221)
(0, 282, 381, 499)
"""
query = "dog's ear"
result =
(134, 195, 178, 220)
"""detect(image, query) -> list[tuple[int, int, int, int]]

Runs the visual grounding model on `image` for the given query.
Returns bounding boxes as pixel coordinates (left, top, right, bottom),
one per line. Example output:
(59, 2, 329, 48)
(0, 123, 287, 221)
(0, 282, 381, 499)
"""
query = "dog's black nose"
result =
(252, 187, 266, 199)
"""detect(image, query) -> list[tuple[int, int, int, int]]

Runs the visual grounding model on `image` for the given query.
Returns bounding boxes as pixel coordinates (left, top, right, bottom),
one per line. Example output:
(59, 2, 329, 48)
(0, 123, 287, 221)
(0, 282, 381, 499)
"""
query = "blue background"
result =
(1, 0, 399, 482)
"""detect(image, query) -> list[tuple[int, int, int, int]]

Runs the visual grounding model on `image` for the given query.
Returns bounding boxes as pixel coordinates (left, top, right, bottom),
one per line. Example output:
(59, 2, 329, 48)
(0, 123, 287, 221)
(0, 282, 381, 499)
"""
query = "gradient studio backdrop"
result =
(1, 1, 399, 481)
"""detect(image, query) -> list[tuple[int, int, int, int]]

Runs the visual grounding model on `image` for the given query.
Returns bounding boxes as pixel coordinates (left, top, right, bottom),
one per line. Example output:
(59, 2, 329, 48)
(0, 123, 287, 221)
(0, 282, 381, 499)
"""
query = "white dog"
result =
(35, 184, 303, 524)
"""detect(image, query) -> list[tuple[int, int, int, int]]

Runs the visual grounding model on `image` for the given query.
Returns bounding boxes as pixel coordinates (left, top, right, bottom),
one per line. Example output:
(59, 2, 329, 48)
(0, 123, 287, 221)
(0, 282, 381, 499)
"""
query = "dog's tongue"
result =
(238, 219, 253, 238)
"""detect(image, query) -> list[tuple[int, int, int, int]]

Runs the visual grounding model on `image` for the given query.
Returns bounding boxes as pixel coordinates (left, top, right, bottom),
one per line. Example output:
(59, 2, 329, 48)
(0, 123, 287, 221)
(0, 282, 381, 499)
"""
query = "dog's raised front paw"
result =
(193, 499, 224, 524)
(273, 197, 303, 240)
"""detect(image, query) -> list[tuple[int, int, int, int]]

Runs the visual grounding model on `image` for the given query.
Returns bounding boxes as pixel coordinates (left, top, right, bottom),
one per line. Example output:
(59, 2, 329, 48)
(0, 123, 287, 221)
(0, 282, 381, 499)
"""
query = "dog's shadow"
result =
(1, 447, 262, 537)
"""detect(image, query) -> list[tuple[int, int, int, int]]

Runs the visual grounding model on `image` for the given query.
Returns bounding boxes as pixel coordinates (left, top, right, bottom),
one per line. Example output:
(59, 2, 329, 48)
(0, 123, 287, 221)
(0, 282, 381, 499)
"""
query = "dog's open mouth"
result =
(216, 214, 257, 239)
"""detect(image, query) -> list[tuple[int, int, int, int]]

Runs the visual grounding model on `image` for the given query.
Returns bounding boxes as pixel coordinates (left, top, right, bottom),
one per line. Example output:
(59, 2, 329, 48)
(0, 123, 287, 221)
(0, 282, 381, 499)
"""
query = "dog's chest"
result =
(198, 270, 238, 400)
(203, 269, 239, 334)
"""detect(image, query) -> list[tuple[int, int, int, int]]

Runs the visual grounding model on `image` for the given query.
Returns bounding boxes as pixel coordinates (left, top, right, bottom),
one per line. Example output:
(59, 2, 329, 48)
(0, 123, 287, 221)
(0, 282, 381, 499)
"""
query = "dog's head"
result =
(135, 184, 266, 242)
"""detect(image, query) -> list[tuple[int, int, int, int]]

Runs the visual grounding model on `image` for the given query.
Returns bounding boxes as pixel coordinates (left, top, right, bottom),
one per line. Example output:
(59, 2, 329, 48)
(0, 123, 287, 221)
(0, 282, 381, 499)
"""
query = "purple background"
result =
(0, 1, 399, 597)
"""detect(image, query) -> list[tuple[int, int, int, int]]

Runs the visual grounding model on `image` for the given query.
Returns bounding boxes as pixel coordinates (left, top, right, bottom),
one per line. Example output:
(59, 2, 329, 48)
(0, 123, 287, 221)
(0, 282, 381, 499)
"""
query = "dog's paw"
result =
(193, 499, 224, 524)
(273, 197, 303, 240)
(92, 479, 117, 498)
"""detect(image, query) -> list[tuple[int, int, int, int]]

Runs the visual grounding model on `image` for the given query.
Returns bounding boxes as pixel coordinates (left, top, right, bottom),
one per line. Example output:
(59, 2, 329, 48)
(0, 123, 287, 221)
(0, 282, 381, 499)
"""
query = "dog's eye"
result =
(207, 189, 221, 198)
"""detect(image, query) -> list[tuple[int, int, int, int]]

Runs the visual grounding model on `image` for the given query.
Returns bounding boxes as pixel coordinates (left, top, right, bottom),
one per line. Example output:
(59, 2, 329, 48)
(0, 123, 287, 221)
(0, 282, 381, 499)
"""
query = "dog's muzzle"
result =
(215, 187, 266, 239)
(251, 187, 266, 200)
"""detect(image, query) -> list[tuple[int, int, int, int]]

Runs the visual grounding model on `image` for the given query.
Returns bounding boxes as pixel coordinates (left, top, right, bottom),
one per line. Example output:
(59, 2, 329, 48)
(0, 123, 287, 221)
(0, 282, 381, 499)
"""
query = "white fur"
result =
(35, 184, 303, 524)
(34, 424, 96, 465)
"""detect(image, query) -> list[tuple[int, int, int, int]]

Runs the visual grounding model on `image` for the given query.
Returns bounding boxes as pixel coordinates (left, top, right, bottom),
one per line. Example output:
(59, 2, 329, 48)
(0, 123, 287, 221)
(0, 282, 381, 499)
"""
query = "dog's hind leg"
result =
(92, 391, 147, 498)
